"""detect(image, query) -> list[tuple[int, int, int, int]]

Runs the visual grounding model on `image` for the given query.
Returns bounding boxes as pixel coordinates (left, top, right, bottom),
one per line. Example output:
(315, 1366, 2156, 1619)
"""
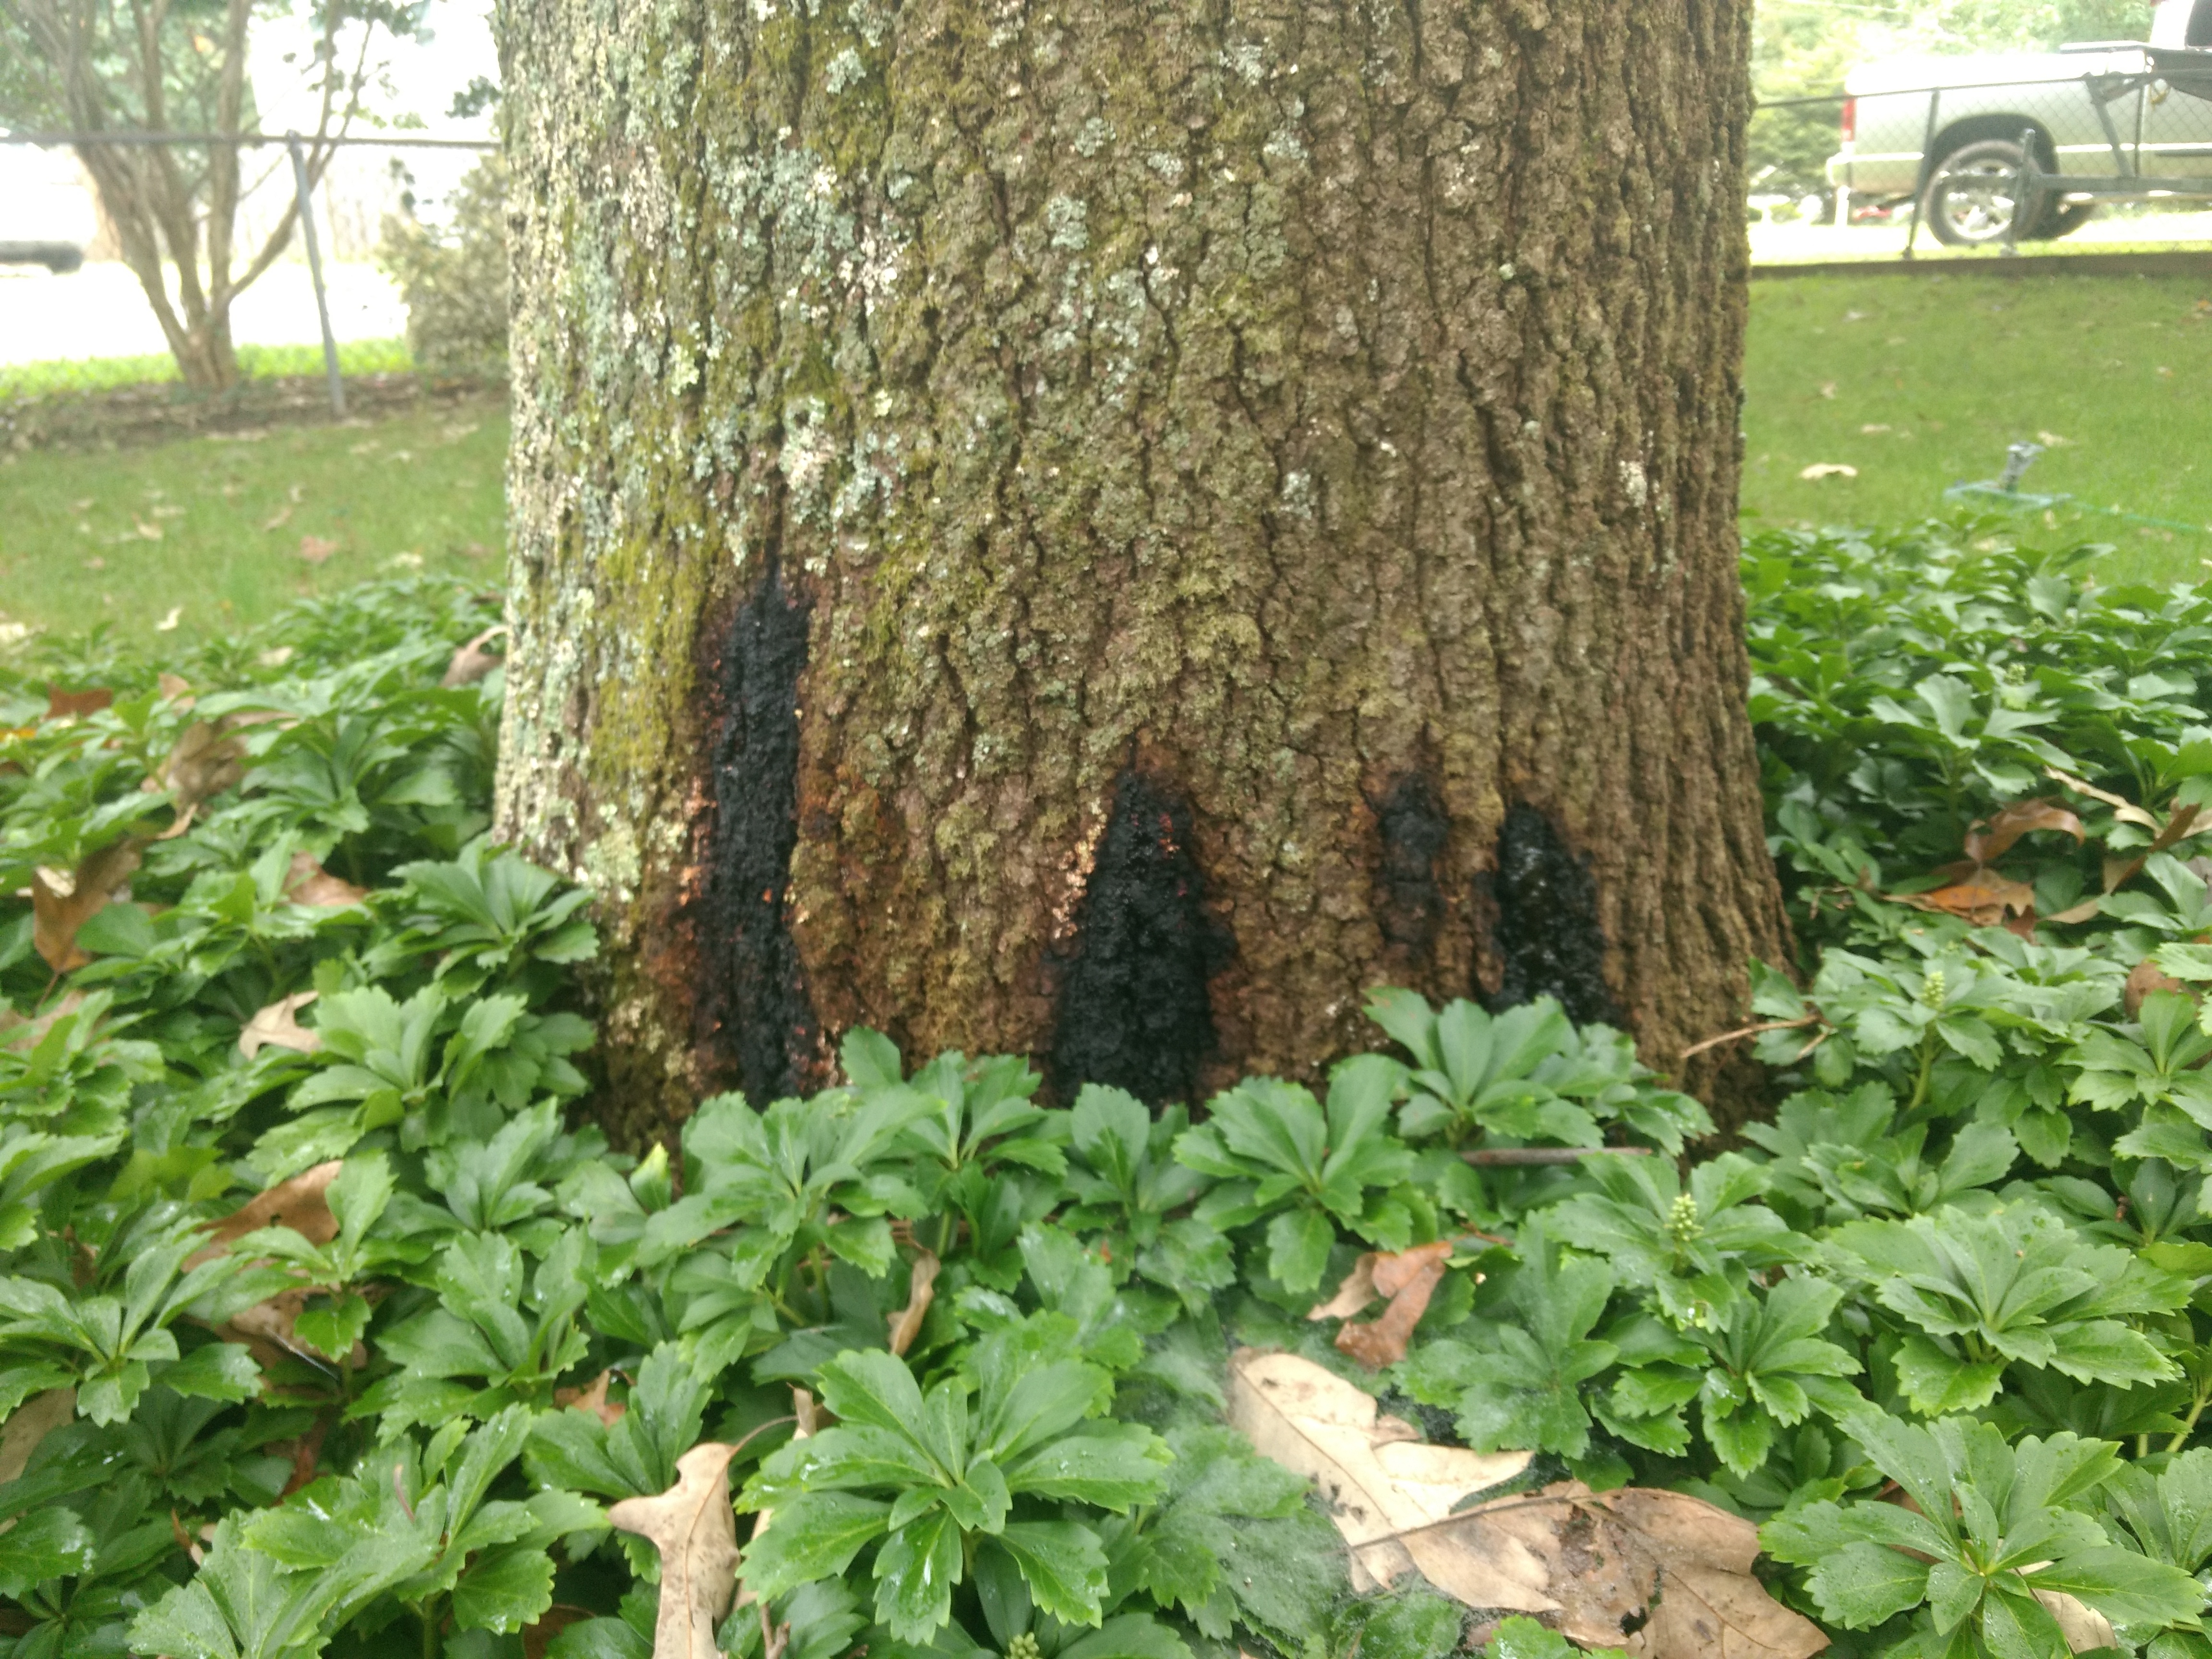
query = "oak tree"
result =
(495, 0, 1789, 1143)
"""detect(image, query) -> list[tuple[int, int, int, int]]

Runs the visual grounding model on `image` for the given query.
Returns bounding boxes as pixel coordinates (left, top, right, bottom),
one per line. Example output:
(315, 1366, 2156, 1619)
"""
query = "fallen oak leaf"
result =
(1226, 1349, 1535, 1605)
(2037, 1590, 2117, 1654)
(2107, 802, 2204, 894)
(155, 721, 246, 829)
(522, 1606, 599, 1659)
(1964, 798, 2083, 865)
(609, 1442, 743, 1659)
(0, 1387, 74, 1489)
(185, 1160, 343, 1270)
(1309, 1254, 1382, 1322)
(2047, 767, 2162, 830)
(283, 851, 367, 908)
(442, 625, 509, 688)
(32, 838, 144, 971)
(885, 1248, 940, 1357)
(1335, 1241, 1455, 1370)
(555, 1370, 627, 1426)
(1890, 867, 2036, 928)
(239, 991, 321, 1059)
(267, 1414, 328, 1498)
(296, 535, 338, 566)
(43, 687, 110, 721)
(2127, 958, 2194, 1019)
(1331, 1473, 1830, 1659)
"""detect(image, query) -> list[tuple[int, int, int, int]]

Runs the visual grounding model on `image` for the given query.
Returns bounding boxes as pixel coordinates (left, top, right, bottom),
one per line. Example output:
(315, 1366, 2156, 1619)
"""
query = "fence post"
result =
(1903, 87, 1941, 258)
(286, 132, 346, 418)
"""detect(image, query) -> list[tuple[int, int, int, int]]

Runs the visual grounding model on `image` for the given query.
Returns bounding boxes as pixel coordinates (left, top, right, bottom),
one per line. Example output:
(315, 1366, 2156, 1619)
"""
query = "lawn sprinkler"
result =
(1942, 441, 2210, 537)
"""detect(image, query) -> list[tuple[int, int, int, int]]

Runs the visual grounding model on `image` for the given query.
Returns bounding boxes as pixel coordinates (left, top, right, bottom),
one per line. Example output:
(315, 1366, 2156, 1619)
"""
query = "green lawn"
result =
(1, 269, 2208, 645)
(1742, 271, 2212, 585)
(0, 395, 506, 640)
(0, 338, 413, 400)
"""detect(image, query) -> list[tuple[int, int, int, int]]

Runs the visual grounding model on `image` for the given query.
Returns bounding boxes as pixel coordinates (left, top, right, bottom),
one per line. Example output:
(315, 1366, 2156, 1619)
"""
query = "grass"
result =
(2, 268, 2209, 644)
(0, 339, 415, 401)
(1742, 271, 2212, 585)
(0, 396, 506, 639)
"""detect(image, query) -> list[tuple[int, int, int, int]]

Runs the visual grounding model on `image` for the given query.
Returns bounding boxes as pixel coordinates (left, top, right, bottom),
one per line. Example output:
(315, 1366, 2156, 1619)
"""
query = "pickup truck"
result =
(1826, 0, 2212, 244)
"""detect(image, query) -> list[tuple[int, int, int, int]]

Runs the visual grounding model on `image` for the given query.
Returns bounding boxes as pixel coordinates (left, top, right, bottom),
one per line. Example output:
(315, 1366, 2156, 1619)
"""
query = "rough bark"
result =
(497, 0, 1788, 1146)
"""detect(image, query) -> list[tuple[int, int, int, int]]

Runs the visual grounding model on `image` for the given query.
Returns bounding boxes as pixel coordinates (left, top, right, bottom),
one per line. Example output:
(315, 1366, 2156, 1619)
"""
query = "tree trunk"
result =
(497, 0, 1788, 1147)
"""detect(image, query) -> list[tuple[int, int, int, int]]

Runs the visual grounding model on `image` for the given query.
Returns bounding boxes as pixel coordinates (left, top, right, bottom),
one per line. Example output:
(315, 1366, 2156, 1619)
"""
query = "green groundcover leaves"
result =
(7, 528, 2212, 1659)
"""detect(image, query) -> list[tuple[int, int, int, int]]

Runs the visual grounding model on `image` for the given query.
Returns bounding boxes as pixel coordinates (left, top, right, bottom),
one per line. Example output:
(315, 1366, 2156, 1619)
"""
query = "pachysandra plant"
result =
(15, 539, 2212, 1659)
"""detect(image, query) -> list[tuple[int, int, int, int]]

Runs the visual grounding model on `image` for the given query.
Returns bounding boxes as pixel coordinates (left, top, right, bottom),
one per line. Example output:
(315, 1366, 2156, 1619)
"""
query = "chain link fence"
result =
(0, 130, 497, 410)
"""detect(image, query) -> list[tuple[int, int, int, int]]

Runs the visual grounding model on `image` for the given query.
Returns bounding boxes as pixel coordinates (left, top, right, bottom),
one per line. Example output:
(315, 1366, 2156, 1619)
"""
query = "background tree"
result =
(0, 0, 417, 388)
(496, 0, 1792, 1145)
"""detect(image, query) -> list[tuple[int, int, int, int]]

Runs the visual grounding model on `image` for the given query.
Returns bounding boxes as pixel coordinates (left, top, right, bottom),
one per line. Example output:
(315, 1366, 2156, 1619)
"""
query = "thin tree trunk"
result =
(497, 0, 1788, 1146)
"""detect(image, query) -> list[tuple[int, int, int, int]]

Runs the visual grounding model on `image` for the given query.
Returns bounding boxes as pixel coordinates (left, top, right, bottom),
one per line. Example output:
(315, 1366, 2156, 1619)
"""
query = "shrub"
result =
(379, 158, 509, 379)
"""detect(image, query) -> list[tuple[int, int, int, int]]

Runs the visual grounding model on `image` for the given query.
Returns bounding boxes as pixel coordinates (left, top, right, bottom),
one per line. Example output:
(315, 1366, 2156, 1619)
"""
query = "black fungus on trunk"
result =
(1049, 771, 1231, 1103)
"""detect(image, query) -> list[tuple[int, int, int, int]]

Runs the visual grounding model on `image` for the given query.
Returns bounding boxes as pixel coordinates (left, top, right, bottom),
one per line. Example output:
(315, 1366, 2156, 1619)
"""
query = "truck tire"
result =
(1923, 138, 2057, 246)
(2026, 201, 2095, 241)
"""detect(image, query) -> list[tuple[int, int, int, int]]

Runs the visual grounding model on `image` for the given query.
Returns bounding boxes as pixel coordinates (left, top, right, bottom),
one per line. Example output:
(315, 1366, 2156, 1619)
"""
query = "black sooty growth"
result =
(1375, 773, 1450, 957)
(1048, 771, 1230, 1103)
(1488, 801, 1622, 1027)
(702, 560, 815, 1100)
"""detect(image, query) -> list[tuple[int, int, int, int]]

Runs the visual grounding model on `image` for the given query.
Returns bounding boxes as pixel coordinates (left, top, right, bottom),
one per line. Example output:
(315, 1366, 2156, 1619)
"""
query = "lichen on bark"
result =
(497, 0, 1787, 1145)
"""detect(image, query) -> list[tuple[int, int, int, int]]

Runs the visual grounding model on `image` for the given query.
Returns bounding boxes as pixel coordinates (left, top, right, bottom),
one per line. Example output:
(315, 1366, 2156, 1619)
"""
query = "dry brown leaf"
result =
(442, 625, 509, 689)
(297, 535, 339, 566)
(1226, 1350, 1534, 1604)
(1335, 1242, 1453, 1370)
(156, 672, 193, 706)
(738, 1389, 815, 1611)
(556, 1370, 628, 1426)
(886, 1249, 941, 1357)
(1900, 869, 2036, 927)
(1226, 1352, 1824, 1659)
(1965, 799, 2083, 866)
(1468, 1484, 1829, 1659)
(523, 1606, 599, 1659)
(190, 1159, 356, 1371)
(283, 851, 368, 908)
(261, 505, 294, 532)
(2047, 767, 2162, 830)
(1309, 1255, 1381, 1322)
(2036, 1590, 2116, 1653)
(2127, 958, 2194, 1019)
(239, 992, 322, 1059)
(187, 1161, 343, 1269)
(0, 992, 86, 1054)
(32, 839, 144, 972)
(266, 1415, 329, 1498)
(609, 1443, 743, 1659)
(0, 1387, 74, 1488)
(44, 686, 111, 721)
(158, 722, 246, 821)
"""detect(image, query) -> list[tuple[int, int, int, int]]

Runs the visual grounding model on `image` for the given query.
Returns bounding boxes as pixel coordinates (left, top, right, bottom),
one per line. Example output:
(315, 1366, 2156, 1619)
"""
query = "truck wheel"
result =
(2024, 201, 2096, 241)
(1923, 138, 2051, 246)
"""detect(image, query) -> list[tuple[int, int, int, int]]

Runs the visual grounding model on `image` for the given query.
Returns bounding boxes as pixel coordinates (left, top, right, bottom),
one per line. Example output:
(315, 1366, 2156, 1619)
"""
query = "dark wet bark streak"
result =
(702, 560, 816, 1103)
